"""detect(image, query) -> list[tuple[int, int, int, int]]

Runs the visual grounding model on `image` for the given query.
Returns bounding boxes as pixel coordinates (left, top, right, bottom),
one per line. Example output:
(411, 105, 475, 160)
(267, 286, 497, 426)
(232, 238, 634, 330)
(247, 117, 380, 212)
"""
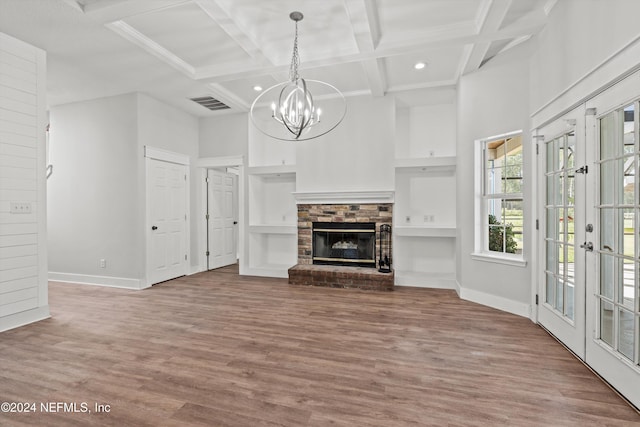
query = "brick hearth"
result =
(288, 264, 394, 291)
(288, 203, 394, 291)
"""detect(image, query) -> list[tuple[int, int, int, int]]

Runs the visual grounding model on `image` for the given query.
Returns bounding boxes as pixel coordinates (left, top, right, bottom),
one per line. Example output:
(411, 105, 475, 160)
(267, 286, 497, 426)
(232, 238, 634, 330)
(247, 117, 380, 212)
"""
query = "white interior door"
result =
(537, 106, 587, 359)
(147, 157, 188, 285)
(584, 73, 640, 409)
(207, 169, 237, 270)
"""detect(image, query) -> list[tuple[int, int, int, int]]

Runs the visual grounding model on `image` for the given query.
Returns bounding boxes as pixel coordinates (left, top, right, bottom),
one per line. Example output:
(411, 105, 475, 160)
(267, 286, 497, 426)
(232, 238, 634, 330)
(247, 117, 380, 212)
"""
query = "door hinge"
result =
(535, 294, 539, 305)
(536, 219, 539, 230)
(205, 214, 209, 220)
(184, 174, 187, 181)
(575, 165, 588, 174)
(536, 143, 539, 155)
(205, 177, 209, 183)
(185, 214, 187, 221)
(184, 254, 187, 260)
(206, 251, 210, 257)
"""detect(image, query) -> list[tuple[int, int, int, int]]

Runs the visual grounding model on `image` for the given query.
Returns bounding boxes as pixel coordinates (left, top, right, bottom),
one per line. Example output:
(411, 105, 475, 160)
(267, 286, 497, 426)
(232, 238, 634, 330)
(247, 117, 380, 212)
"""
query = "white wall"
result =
(199, 113, 248, 159)
(296, 96, 395, 193)
(48, 93, 141, 282)
(48, 92, 200, 285)
(137, 94, 199, 270)
(531, 0, 640, 115)
(0, 32, 49, 331)
(456, 42, 533, 316)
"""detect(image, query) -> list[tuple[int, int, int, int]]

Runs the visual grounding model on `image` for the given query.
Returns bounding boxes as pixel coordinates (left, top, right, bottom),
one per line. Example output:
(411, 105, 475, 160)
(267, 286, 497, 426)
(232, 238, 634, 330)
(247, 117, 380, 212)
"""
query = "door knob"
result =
(233, 221, 238, 225)
(151, 226, 158, 230)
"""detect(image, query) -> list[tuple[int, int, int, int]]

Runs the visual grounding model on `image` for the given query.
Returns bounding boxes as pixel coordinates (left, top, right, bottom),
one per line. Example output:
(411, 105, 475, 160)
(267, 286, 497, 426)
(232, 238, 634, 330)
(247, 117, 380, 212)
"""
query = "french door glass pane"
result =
(618, 309, 635, 361)
(567, 207, 575, 244)
(624, 104, 635, 152)
(600, 208, 615, 251)
(546, 273, 555, 305)
(546, 208, 555, 239)
(600, 112, 616, 158)
(600, 254, 615, 300)
(566, 133, 576, 170)
(566, 283, 575, 320)
(623, 208, 635, 258)
(600, 161, 615, 205)
(600, 299, 615, 346)
(556, 277, 564, 311)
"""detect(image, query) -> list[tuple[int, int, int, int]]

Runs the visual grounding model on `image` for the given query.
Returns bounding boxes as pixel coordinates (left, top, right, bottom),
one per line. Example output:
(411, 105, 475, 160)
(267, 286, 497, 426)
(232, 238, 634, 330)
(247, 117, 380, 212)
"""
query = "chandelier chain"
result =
(289, 21, 300, 83)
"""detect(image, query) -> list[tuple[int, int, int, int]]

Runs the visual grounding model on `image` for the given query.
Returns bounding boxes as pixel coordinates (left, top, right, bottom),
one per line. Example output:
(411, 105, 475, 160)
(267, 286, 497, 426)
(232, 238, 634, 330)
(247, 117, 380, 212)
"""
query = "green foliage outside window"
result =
(488, 214, 517, 254)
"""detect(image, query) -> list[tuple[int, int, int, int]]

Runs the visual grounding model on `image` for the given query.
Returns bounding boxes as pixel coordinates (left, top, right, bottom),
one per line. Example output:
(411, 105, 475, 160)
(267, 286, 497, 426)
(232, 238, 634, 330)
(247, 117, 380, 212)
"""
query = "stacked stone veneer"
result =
(289, 203, 394, 291)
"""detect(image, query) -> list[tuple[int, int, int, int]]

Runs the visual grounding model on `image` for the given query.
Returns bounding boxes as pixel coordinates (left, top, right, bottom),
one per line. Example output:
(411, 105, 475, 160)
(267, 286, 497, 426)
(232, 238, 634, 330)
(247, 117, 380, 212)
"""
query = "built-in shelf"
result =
(247, 165, 296, 177)
(394, 156, 456, 173)
(394, 225, 456, 238)
(249, 224, 297, 235)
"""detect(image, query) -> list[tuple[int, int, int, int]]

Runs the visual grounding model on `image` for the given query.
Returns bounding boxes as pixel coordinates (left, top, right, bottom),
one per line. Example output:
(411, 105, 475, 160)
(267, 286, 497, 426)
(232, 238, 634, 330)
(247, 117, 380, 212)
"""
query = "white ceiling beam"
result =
(106, 20, 195, 77)
(387, 80, 458, 94)
(460, 0, 512, 76)
(81, 0, 190, 24)
(344, 0, 386, 97)
(360, 59, 387, 97)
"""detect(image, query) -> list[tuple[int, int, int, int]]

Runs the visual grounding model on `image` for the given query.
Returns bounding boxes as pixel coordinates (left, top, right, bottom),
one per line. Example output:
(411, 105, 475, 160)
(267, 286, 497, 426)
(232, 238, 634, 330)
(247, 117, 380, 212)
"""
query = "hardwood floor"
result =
(0, 266, 638, 426)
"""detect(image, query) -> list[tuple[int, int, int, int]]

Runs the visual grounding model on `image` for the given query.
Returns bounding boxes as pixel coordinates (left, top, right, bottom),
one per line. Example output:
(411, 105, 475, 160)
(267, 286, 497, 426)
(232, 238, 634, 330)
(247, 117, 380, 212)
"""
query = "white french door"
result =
(538, 106, 587, 359)
(207, 169, 237, 270)
(584, 73, 640, 409)
(146, 157, 188, 285)
(538, 72, 640, 408)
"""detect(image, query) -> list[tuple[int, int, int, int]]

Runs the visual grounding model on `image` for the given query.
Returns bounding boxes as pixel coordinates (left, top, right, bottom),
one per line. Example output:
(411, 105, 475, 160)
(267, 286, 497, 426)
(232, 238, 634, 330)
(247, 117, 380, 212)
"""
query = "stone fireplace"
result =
(288, 194, 394, 290)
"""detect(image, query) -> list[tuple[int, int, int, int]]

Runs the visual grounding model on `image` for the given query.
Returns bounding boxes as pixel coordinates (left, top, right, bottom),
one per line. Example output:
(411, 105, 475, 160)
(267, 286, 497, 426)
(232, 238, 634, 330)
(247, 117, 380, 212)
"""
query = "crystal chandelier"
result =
(250, 12, 346, 141)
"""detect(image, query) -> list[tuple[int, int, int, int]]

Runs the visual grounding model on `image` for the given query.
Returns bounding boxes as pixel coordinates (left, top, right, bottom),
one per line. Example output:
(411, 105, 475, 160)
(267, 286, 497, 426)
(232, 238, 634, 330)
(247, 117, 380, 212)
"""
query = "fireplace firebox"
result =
(312, 222, 376, 267)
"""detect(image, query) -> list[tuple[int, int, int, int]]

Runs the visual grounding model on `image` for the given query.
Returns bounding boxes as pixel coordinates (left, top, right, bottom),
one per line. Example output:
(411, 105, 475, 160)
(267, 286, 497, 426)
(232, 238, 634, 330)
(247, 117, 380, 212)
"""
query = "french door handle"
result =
(580, 241, 593, 252)
(151, 226, 158, 230)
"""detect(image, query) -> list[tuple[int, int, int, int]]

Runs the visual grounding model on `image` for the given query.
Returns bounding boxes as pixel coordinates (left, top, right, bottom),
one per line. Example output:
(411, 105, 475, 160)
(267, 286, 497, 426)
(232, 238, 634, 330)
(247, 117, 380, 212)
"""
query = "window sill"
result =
(471, 252, 527, 268)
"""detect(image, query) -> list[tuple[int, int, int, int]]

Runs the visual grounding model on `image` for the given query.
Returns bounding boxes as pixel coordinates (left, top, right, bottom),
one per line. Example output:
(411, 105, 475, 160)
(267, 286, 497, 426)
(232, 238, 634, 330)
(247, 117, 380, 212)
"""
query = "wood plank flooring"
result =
(0, 266, 638, 426)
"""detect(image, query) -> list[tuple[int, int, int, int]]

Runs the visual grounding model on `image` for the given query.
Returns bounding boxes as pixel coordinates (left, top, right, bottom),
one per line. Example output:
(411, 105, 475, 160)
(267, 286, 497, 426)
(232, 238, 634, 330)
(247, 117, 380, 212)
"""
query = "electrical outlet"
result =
(99, 259, 106, 268)
(10, 202, 32, 214)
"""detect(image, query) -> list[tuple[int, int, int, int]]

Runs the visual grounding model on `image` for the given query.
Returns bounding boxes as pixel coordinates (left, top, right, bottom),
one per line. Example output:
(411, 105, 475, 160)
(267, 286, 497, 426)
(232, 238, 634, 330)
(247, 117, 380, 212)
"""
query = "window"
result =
(474, 131, 525, 265)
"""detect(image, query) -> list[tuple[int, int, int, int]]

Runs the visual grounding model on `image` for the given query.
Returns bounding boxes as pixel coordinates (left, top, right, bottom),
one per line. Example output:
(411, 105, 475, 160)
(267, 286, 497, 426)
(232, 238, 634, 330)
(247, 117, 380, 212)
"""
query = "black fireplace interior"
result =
(312, 222, 376, 267)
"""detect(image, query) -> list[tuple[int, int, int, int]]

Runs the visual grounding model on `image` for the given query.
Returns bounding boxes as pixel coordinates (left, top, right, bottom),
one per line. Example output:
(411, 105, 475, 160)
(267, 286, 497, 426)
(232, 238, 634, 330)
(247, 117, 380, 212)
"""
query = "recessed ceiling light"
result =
(414, 62, 427, 70)
(253, 85, 263, 91)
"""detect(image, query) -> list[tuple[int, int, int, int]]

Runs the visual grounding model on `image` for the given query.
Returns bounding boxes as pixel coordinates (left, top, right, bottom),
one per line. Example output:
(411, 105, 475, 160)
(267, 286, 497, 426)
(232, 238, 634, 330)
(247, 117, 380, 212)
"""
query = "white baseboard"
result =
(394, 280, 457, 290)
(454, 280, 461, 297)
(189, 265, 204, 275)
(459, 286, 531, 318)
(0, 305, 50, 333)
(394, 272, 457, 289)
(49, 272, 143, 290)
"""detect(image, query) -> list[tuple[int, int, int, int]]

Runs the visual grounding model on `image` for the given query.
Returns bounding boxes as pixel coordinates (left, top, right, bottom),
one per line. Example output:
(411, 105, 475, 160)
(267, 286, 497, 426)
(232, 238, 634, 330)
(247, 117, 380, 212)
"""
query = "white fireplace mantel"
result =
(292, 190, 395, 205)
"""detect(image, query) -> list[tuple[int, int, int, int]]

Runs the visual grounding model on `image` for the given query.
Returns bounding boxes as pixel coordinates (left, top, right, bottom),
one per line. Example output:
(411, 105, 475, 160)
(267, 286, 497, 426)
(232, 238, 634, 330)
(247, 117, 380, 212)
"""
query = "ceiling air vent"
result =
(190, 96, 230, 111)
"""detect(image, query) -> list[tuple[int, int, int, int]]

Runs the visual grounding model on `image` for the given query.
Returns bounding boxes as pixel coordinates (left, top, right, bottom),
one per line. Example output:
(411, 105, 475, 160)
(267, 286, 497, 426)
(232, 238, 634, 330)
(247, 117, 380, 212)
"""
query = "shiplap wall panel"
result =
(0, 276, 37, 294)
(0, 32, 46, 324)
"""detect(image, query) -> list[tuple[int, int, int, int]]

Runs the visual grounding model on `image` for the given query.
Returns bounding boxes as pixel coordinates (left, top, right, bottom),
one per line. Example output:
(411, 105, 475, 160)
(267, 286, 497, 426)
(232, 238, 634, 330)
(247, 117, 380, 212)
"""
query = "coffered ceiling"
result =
(0, 0, 557, 117)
